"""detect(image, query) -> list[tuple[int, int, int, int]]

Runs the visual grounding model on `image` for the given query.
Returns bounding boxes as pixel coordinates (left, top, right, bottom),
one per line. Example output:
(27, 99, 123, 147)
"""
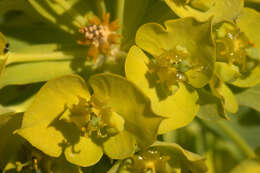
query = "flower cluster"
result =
(78, 13, 120, 61)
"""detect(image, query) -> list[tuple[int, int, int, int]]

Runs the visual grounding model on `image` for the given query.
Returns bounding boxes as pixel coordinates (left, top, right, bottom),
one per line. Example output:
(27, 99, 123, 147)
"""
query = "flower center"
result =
(77, 13, 121, 61)
(122, 149, 170, 173)
(79, 24, 108, 47)
(215, 22, 259, 73)
(147, 46, 193, 89)
(69, 97, 124, 139)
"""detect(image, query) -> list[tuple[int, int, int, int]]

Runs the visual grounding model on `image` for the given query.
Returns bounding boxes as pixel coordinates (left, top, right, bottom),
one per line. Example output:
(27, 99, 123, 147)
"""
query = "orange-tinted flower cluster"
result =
(78, 13, 120, 61)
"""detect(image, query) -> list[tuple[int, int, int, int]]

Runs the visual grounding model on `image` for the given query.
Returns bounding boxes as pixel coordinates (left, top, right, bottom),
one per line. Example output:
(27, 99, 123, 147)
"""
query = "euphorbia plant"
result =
(1, 0, 260, 173)
(16, 74, 162, 166)
(125, 17, 216, 133)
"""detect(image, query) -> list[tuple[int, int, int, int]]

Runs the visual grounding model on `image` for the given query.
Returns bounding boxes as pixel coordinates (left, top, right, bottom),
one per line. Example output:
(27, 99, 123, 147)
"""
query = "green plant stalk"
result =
(53, 0, 86, 27)
(216, 120, 256, 158)
(28, 0, 74, 34)
(96, 0, 106, 18)
(116, 0, 125, 35)
(46, 0, 64, 15)
(6, 51, 85, 65)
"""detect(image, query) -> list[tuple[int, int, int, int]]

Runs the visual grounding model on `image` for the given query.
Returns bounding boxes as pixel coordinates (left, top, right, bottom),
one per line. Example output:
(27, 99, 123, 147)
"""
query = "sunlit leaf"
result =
(103, 130, 136, 159)
(16, 121, 65, 157)
(164, 0, 244, 23)
(20, 75, 90, 127)
(16, 75, 90, 157)
(0, 44, 88, 89)
(65, 137, 103, 167)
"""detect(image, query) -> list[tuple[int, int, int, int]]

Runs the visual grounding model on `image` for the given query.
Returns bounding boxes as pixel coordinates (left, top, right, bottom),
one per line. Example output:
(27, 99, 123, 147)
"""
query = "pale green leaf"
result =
(0, 44, 87, 89)
(235, 83, 260, 112)
(197, 89, 226, 120)
(164, 0, 244, 23)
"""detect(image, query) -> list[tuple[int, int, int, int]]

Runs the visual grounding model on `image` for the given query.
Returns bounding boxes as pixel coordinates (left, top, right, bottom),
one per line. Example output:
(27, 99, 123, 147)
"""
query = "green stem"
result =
(53, 0, 86, 27)
(28, 0, 74, 34)
(116, 0, 125, 34)
(96, 0, 106, 18)
(7, 52, 74, 64)
(6, 49, 87, 65)
(216, 120, 256, 158)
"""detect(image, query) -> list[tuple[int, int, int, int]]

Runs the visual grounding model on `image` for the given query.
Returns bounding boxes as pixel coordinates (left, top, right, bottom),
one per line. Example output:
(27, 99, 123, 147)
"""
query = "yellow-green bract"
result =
(125, 17, 215, 133)
(16, 74, 163, 167)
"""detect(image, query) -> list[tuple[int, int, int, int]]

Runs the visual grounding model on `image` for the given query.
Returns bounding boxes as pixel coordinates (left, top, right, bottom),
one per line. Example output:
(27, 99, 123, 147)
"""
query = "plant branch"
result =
(215, 120, 256, 158)
(116, 0, 125, 35)
(96, 0, 106, 18)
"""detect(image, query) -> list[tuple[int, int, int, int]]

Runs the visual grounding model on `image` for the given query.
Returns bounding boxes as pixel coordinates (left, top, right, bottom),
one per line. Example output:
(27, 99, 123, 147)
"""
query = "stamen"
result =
(147, 47, 194, 88)
(215, 22, 258, 73)
(78, 13, 121, 61)
(69, 96, 122, 139)
(123, 149, 170, 173)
